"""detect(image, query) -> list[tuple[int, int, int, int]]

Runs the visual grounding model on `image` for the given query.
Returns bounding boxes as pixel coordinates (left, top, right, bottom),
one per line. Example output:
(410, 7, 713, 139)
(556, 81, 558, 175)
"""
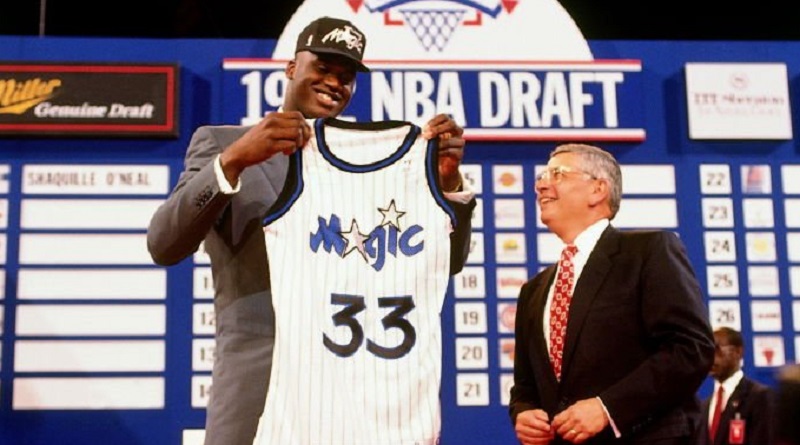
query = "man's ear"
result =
(588, 178, 609, 208)
(285, 60, 296, 79)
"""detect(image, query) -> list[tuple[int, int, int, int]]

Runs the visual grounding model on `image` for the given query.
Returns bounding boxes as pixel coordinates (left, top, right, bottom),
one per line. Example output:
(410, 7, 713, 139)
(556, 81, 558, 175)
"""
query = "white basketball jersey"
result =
(254, 118, 457, 445)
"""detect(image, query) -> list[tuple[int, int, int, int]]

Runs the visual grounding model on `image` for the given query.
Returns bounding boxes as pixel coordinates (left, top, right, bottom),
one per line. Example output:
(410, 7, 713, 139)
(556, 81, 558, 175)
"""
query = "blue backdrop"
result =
(0, 36, 797, 445)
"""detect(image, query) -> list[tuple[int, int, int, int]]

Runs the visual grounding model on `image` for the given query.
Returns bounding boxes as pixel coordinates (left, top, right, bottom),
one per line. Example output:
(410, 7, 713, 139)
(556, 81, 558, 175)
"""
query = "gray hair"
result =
(551, 143, 622, 218)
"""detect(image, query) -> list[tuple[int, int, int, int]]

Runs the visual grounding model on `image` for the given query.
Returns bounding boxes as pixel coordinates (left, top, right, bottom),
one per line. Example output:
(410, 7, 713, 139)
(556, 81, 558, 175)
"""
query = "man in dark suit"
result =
(509, 143, 715, 445)
(696, 327, 775, 445)
(775, 364, 800, 445)
(146, 16, 475, 445)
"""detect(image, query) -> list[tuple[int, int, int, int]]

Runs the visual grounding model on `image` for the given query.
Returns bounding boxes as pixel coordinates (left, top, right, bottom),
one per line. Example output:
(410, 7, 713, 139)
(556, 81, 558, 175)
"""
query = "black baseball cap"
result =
(295, 17, 370, 72)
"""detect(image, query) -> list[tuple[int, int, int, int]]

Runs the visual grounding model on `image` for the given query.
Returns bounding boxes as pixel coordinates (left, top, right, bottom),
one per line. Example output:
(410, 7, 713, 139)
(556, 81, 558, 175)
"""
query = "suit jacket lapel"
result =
(230, 155, 289, 245)
(727, 378, 750, 414)
(561, 226, 620, 379)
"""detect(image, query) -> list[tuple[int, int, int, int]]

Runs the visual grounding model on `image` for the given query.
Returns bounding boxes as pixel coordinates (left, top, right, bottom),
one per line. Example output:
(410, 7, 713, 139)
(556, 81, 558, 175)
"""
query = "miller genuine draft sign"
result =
(0, 62, 179, 138)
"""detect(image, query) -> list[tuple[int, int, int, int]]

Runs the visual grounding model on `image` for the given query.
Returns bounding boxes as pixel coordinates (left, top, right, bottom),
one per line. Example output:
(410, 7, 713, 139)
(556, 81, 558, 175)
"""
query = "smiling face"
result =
(535, 152, 607, 243)
(283, 51, 358, 118)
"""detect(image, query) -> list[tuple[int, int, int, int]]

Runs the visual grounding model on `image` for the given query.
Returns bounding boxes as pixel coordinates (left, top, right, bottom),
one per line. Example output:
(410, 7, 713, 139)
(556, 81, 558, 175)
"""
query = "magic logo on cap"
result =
(296, 17, 369, 72)
(319, 25, 364, 55)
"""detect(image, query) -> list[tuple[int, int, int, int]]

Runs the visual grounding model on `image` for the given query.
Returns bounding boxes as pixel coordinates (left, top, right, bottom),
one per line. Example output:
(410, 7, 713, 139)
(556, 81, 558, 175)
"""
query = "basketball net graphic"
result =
(399, 8, 467, 51)
(270, 0, 593, 63)
(351, 0, 510, 52)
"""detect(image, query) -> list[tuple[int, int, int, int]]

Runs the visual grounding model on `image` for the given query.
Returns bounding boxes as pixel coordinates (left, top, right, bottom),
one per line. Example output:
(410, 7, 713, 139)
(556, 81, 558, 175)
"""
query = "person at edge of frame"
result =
(695, 327, 775, 445)
(775, 363, 800, 445)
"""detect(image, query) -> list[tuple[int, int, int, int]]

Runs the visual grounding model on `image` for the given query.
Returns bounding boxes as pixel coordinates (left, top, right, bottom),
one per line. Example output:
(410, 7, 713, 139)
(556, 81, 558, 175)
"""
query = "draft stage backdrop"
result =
(0, 35, 798, 445)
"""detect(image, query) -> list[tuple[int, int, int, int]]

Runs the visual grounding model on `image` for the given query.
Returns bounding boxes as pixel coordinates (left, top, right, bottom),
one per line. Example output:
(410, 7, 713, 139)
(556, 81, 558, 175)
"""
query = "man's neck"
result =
(717, 369, 744, 386)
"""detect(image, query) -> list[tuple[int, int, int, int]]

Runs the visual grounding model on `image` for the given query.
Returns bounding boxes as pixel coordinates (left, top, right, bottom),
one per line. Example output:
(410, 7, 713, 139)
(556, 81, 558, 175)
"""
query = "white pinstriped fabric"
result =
(254, 119, 455, 445)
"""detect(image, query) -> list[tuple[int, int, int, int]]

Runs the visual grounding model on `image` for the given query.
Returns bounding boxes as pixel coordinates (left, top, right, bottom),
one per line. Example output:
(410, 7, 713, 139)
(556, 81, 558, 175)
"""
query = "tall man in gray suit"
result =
(510, 143, 714, 445)
(147, 16, 475, 445)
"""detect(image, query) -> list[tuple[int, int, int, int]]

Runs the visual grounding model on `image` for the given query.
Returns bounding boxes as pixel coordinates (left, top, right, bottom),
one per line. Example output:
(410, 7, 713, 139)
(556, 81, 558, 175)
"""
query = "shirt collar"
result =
(570, 218, 609, 257)
(718, 369, 744, 395)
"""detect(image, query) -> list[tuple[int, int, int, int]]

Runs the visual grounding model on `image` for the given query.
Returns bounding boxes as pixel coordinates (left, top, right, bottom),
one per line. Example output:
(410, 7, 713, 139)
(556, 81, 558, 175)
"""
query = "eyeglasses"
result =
(535, 165, 597, 184)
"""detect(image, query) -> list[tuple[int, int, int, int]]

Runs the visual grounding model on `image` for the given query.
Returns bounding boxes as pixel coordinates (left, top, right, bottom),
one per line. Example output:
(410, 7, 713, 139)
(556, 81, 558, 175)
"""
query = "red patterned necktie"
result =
(549, 244, 577, 380)
(709, 385, 725, 441)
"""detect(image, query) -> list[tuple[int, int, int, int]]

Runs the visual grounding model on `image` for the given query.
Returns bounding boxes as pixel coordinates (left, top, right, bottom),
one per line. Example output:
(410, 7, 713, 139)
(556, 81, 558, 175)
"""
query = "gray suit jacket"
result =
(147, 124, 475, 445)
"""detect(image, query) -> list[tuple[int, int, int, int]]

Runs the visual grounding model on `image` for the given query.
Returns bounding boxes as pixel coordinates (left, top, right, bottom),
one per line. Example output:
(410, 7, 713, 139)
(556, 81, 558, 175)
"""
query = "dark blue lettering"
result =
(399, 225, 423, 256)
(310, 214, 346, 255)
(365, 227, 386, 272)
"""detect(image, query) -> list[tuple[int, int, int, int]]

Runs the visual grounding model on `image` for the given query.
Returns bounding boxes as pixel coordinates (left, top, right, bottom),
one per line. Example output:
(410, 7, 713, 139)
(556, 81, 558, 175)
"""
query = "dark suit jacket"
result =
(697, 377, 775, 445)
(510, 226, 715, 445)
(147, 125, 475, 445)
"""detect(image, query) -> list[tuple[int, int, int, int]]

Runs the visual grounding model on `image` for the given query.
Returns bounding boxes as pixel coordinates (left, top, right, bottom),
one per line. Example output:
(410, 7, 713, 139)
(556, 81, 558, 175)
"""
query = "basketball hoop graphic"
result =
(350, 0, 508, 52)
(271, 0, 593, 64)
